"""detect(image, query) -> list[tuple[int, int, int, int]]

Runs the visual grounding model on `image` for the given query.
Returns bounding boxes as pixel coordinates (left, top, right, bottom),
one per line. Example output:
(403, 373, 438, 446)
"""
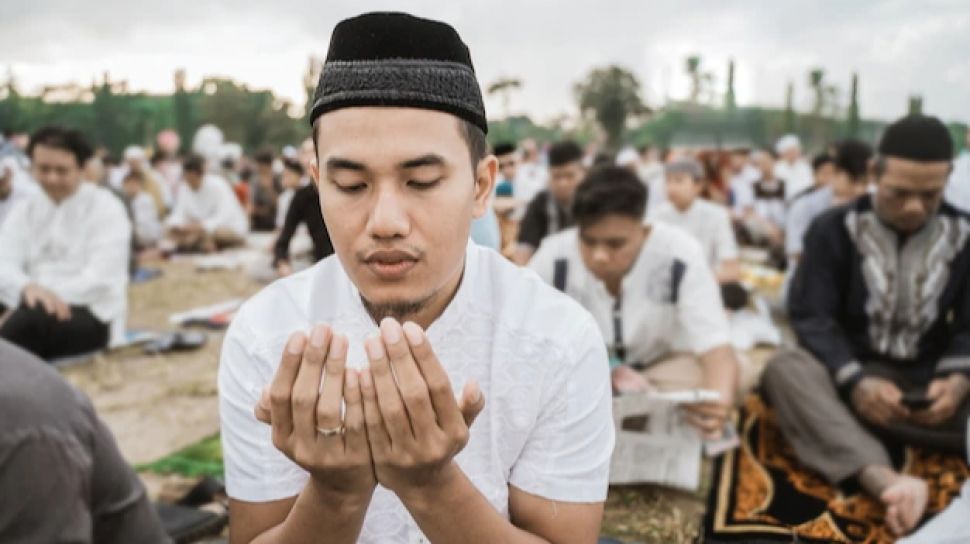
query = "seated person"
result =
(250, 149, 280, 232)
(272, 179, 333, 277)
(0, 156, 40, 227)
(512, 140, 586, 265)
(0, 339, 168, 542)
(0, 126, 131, 360)
(275, 157, 307, 230)
(165, 154, 249, 253)
(736, 150, 787, 266)
(651, 158, 742, 285)
(493, 142, 517, 199)
(220, 13, 612, 544)
(121, 170, 163, 250)
(762, 114, 970, 538)
(786, 140, 872, 266)
(529, 166, 742, 439)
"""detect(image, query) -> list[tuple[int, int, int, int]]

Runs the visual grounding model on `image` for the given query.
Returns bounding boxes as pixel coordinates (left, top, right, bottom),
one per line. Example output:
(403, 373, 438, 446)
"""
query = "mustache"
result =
(357, 244, 424, 263)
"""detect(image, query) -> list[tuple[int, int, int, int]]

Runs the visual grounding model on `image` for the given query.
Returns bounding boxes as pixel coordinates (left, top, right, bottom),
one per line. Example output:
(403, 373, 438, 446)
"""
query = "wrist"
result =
(397, 462, 464, 513)
(307, 477, 373, 514)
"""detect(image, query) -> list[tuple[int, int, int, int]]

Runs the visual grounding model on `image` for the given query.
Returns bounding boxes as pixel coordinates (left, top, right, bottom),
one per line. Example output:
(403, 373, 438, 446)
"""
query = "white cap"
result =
(615, 147, 640, 167)
(775, 134, 801, 154)
(123, 145, 147, 161)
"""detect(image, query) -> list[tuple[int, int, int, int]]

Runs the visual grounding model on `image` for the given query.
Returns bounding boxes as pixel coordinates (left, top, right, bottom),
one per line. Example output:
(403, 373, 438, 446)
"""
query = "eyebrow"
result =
(399, 154, 446, 170)
(325, 157, 366, 173)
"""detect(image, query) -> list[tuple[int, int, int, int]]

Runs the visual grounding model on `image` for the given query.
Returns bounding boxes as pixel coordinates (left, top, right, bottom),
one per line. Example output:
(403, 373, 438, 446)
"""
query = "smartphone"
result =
(901, 390, 932, 411)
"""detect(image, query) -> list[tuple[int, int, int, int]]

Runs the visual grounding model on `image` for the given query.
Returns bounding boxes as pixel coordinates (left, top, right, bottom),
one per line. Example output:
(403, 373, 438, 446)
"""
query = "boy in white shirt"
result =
(121, 170, 162, 249)
(529, 166, 741, 439)
(651, 158, 741, 284)
(0, 126, 131, 360)
(219, 12, 613, 544)
(166, 154, 248, 253)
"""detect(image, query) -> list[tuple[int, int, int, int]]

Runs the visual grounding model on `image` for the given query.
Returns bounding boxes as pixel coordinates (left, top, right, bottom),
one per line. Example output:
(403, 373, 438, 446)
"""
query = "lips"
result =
(363, 250, 419, 280)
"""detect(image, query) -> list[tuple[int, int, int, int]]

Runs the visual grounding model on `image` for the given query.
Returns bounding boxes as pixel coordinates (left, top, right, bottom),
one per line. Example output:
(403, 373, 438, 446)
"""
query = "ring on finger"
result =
(316, 425, 345, 437)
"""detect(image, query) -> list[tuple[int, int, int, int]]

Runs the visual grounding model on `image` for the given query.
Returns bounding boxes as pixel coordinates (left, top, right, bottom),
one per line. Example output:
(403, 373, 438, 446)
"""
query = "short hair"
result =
(548, 140, 584, 168)
(27, 126, 93, 167)
(254, 149, 275, 166)
(572, 166, 647, 228)
(833, 139, 873, 180)
(311, 117, 487, 171)
(182, 154, 205, 175)
(123, 169, 145, 185)
(492, 142, 516, 156)
(282, 157, 304, 176)
(665, 158, 704, 182)
(811, 152, 834, 172)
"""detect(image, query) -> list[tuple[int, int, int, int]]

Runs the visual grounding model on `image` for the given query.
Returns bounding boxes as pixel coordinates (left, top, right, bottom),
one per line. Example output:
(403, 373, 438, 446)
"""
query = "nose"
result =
(902, 196, 926, 218)
(592, 246, 610, 265)
(367, 186, 410, 240)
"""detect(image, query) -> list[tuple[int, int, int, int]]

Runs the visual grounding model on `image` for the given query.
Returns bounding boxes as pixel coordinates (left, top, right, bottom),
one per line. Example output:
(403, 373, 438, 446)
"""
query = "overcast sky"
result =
(3, 0, 969, 124)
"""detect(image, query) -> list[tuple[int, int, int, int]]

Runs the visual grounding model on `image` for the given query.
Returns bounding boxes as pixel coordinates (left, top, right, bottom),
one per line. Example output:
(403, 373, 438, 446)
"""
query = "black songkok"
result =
(309, 12, 487, 134)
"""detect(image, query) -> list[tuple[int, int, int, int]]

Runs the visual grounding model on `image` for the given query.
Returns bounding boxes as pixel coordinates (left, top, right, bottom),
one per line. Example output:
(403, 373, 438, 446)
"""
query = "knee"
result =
(762, 348, 828, 393)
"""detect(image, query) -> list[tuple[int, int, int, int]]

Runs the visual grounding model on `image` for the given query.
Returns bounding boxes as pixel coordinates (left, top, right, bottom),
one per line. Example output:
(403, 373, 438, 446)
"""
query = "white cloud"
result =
(2, 0, 969, 123)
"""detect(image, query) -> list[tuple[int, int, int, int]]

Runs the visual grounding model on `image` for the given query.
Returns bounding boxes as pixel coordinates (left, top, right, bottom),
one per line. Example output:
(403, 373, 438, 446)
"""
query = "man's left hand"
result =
(360, 318, 485, 500)
(911, 374, 970, 427)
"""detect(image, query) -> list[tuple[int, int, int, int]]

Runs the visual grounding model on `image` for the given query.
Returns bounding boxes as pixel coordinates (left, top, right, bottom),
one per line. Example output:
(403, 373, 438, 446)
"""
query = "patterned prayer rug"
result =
(701, 394, 968, 543)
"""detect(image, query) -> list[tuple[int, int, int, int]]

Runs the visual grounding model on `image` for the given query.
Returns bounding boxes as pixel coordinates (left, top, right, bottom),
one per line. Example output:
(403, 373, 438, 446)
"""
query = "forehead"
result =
(31, 144, 78, 164)
(580, 215, 643, 237)
(315, 107, 466, 168)
(882, 157, 950, 187)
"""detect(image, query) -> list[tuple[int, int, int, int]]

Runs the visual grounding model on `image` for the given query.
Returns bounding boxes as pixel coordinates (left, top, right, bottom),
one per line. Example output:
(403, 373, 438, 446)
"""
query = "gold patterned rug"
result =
(701, 394, 969, 543)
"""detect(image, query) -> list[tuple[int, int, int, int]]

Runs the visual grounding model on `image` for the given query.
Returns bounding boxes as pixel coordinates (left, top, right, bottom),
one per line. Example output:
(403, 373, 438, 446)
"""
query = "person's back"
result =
(0, 339, 169, 543)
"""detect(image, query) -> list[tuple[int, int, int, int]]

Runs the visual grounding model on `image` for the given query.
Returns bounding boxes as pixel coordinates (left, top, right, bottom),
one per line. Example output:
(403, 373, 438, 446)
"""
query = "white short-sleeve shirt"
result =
(529, 223, 731, 365)
(218, 242, 614, 543)
(650, 199, 739, 270)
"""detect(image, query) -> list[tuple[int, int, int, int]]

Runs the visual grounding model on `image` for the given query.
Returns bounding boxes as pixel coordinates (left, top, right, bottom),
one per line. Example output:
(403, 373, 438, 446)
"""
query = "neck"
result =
(362, 258, 465, 330)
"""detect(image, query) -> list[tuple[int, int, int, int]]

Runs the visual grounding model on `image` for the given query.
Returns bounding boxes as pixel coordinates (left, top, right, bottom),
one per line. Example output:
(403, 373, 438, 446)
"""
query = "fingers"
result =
(683, 410, 723, 437)
(365, 332, 412, 444)
(254, 387, 272, 424)
(880, 385, 910, 421)
(402, 321, 465, 434)
(56, 299, 72, 321)
(270, 332, 307, 446)
(343, 369, 369, 454)
(316, 333, 348, 441)
(885, 504, 903, 536)
(458, 380, 485, 428)
(360, 368, 392, 456)
(926, 379, 947, 400)
(292, 324, 332, 443)
(39, 292, 57, 316)
(382, 319, 436, 436)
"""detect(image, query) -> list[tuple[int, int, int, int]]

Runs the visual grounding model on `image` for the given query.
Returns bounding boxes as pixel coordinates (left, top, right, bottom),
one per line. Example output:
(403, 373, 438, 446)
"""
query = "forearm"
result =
(402, 464, 548, 544)
(252, 479, 371, 544)
(699, 345, 739, 404)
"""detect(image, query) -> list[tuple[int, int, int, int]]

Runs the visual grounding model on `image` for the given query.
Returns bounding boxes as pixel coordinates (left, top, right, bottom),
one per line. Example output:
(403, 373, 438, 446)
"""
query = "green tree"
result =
(574, 65, 649, 152)
(908, 95, 923, 115)
(486, 77, 522, 120)
(725, 59, 737, 110)
(784, 81, 796, 133)
(846, 73, 860, 137)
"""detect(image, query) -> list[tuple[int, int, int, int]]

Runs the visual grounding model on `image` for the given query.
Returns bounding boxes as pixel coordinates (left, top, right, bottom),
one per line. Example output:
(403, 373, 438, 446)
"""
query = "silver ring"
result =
(316, 425, 345, 437)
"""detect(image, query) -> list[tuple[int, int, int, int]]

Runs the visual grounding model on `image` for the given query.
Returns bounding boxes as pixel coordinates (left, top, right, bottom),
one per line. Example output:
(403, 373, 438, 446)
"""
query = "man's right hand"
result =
(851, 376, 909, 427)
(23, 283, 71, 321)
(255, 324, 376, 501)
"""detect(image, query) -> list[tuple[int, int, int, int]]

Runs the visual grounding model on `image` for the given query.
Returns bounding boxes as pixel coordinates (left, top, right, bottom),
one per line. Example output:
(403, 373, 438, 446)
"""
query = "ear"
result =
(309, 156, 321, 187)
(471, 155, 498, 219)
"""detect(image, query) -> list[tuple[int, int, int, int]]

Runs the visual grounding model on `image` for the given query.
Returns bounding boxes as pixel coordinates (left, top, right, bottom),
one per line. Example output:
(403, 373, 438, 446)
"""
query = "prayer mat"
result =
(138, 434, 224, 478)
(700, 394, 968, 543)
